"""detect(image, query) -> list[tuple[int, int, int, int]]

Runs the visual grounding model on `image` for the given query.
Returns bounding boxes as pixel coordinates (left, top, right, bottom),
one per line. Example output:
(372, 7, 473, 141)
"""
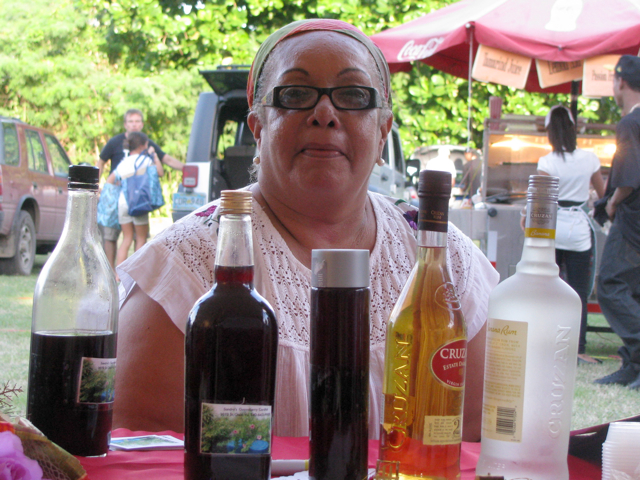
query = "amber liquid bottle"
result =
(377, 170, 467, 480)
(184, 190, 279, 480)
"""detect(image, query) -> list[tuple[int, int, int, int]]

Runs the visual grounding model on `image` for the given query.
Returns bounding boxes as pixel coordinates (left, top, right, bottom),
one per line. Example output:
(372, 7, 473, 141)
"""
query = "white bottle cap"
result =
(311, 249, 369, 288)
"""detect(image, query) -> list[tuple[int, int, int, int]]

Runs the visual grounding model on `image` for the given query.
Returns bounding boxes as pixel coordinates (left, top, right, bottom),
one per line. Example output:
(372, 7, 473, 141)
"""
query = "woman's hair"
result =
(123, 131, 149, 153)
(252, 36, 393, 126)
(546, 105, 576, 157)
(248, 19, 393, 124)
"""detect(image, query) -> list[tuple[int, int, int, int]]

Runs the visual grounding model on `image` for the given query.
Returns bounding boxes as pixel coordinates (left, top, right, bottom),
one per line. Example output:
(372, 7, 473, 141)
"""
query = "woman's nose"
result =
(308, 94, 340, 128)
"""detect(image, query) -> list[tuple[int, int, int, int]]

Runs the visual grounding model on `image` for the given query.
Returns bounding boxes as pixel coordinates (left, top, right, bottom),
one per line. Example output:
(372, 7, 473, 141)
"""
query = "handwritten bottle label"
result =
(76, 357, 116, 404)
(199, 403, 272, 455)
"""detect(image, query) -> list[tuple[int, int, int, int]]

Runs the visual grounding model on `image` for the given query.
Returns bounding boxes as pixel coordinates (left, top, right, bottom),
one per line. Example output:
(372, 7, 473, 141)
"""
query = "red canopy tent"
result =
(370, 0, 640, 94)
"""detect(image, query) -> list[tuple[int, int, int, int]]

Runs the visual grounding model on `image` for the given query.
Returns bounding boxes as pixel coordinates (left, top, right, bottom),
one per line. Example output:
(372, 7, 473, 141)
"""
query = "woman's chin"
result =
(296, 170, 364, 195)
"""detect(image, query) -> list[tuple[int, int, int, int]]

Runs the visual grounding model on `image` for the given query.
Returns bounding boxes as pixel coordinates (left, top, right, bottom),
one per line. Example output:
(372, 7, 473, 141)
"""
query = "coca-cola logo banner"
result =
(397, 38, 445, 62)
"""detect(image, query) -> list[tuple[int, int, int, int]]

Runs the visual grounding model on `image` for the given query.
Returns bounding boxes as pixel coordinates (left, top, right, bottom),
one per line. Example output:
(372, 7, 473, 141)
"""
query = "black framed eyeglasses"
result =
(262, 85, 381, 110)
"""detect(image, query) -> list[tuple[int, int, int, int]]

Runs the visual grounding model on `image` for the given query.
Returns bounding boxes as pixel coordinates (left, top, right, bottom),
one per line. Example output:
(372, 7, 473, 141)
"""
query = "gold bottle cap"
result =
(219, 190, 252, 215)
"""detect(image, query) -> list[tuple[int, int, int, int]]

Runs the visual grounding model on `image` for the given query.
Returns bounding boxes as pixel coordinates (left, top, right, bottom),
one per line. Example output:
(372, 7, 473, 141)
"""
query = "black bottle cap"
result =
(68, 165, 99, 190)
(418, 170, 452, 198)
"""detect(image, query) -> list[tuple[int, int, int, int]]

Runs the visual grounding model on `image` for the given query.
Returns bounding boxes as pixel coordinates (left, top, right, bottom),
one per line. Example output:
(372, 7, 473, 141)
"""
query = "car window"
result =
(217, 120, 239, 159)
(26, 130, 48, 173)
(1, 123, 20, 166)
(44, 134, 70, 177)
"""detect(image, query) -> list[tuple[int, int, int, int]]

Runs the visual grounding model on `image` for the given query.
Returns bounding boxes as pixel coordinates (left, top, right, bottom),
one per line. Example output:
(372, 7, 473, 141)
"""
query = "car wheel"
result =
(0, 211, 36, 276)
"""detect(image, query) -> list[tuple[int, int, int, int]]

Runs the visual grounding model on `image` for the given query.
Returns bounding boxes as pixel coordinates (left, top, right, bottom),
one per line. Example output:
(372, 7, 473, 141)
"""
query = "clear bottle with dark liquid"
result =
(27, 165, 118, 457)
(310, 249, 370, 480)
(184, 190, 279, 480)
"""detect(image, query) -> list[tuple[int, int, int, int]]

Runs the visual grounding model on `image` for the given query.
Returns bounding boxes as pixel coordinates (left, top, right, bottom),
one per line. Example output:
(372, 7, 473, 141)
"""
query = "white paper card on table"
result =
(109, 435, 184, 451)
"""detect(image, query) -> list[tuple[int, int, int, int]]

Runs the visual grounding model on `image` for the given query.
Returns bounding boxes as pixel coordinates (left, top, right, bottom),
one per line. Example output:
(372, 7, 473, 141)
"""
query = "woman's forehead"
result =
(269, 31, 377, 79)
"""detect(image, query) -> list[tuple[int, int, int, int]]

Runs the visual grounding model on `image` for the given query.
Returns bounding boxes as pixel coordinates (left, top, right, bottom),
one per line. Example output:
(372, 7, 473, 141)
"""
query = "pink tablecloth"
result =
(77, 429, 602, 479)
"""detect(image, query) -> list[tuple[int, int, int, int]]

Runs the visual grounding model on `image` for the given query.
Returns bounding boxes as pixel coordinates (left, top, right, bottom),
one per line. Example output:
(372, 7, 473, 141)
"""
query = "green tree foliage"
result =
(0, 0, 621, 219)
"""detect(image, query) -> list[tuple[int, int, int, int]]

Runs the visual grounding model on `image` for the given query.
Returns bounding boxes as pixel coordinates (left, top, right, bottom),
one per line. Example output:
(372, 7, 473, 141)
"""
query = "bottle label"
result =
(525, 202, 556, 239)
(482, 318, 528, 443)
(199, 403, 272, 455)
(429, 338, 467, 389)
(422, 415, 462, 445)
(76, 357, 116, 404)
(418, 196, 449, 232)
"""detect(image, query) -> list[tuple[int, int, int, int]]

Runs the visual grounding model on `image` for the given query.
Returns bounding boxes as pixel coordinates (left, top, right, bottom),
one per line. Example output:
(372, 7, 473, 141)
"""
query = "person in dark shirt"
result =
(97, 109, 183, 268)
(594, 55, 640, 388)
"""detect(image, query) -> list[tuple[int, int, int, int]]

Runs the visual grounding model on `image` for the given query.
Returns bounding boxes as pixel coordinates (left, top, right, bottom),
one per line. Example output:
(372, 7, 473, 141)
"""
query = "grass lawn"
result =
(1, 250, 639, 430)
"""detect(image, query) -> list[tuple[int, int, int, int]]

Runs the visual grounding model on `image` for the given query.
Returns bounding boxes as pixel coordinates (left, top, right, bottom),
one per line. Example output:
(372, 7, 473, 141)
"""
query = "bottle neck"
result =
(59, 188, 100, 244)
(214, 213, 254, 285)
(417, 193, 449, 249)
(517, 199, 559, 276)
(417, 230, 447, 249)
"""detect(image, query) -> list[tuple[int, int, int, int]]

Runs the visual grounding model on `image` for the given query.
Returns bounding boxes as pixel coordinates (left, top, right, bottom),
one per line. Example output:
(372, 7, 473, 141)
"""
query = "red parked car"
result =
(0, 116, 71, 275)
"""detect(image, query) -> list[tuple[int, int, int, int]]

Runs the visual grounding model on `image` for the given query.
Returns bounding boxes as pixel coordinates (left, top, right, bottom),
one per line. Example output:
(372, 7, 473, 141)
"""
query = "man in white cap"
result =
(595, 55, 640, 388)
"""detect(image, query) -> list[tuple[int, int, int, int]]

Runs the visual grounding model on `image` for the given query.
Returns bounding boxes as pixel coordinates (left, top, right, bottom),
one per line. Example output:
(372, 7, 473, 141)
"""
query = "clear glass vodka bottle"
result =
(476, 175, 582, 480)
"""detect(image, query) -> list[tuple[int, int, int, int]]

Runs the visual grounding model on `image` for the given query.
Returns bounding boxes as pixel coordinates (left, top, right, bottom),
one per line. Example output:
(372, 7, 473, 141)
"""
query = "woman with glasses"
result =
(112, 19, 499, 441)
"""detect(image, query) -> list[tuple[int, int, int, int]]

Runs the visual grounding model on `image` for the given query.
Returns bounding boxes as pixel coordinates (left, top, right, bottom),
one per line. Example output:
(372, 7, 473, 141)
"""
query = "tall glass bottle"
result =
(476, 175, 581, 480)
(310, 249, 370, 480)
(184, 190, 279, 480)
(377, 170, 467, 480)
(27, 165, 118, 457)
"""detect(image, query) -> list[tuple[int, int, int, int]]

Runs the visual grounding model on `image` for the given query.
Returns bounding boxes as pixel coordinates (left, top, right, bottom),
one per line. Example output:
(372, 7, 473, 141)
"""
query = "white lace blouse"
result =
(118, 191, 499, 438)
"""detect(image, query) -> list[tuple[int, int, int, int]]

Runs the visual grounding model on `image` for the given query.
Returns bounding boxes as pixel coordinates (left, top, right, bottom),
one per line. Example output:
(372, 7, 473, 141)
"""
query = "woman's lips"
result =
(301, 143, 345, 158)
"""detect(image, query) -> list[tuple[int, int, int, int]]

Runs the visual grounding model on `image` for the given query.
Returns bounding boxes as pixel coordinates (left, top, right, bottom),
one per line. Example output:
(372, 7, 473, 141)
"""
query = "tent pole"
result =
(571, 80, 579, 125)
(467, 24, 474, 149)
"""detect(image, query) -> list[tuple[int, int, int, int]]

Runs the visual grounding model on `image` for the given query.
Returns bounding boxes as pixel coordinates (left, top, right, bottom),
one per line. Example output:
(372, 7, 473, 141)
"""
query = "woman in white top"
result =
(538, 105, 605, 364)
(106, 131, 164, 267)
(112, 19, 499, 440)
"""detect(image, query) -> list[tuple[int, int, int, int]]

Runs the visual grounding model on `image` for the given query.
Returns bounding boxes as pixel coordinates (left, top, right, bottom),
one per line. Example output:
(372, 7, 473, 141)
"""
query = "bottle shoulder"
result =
(489, 272, 581, 316)
(188, 284, 278, 327)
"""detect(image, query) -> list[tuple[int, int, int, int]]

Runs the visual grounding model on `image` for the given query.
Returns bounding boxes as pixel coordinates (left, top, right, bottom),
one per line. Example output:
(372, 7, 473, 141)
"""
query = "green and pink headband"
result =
(247, 19, 391, 109)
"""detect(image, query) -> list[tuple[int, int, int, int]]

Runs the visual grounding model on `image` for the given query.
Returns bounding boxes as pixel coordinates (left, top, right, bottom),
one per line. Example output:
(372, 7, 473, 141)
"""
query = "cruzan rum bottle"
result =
(184, 190, 279, 480)
(377, 170, 466, 480)
(476, 175, 581, 480)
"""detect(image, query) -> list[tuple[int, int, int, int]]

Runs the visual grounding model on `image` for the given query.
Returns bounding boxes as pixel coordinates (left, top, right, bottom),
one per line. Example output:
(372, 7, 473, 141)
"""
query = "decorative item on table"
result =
(376, 170, 467, 480)
(601, 422, 640, 480)
(26, 165, 118, 458)
(476, 175, 582, 480)
(109, 434, 184, 451)
(0, 414, 88, 480)
(309, 249, 370, 480)
(184, 190, 279, 480)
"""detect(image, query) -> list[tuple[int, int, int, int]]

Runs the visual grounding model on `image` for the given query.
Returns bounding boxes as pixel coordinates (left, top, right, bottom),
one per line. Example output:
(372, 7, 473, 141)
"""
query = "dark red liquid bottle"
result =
(27, 165, 118, 457)
(184, 191, 278, 480)
(309, 249, 370, 480)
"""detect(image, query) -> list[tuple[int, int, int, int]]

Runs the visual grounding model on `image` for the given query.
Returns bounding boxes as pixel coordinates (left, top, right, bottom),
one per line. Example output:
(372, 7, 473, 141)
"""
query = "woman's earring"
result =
(253, 156, 260, 165)
(376, 158, 385, 166)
